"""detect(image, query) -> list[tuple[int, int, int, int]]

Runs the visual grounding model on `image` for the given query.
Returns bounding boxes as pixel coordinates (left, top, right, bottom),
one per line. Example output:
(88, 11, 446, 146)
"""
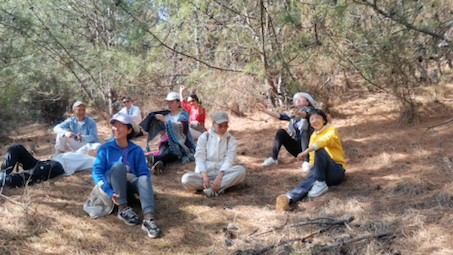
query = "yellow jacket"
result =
(309, 126, 346, 170)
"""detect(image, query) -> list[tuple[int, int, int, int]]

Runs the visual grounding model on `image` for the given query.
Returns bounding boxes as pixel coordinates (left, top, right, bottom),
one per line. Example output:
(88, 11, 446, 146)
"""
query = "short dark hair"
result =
(126, 124, 135, 140)
(123, 95, 132, 101)
(189, 94, 201, 104)
(308, 109, 328, 125)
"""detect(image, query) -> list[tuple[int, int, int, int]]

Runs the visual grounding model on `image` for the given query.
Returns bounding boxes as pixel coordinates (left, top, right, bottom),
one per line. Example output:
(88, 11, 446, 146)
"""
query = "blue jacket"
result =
(92, 140, 150, 197)
(53, 116, 99, 143)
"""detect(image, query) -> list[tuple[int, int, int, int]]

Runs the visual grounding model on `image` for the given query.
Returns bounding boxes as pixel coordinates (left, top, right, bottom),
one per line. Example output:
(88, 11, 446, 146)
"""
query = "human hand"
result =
(202, 175, 210, 189)
(64, 132, 74, 138)
(290, 108, 299, 116)
(255, 103, 265, 112)
(86, 150, 97, 157)
(111, 193, 120, 205)
(180, 85, 186, 93)
(155, 114, 166, 122)
(211, 175, 222, 192)
(297, 151, 308, 161)
(74, 134, 82, 141)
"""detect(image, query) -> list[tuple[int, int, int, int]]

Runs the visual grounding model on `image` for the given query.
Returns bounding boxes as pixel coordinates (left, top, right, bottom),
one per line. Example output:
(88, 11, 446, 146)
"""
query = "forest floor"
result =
(2, 84, 453, 255)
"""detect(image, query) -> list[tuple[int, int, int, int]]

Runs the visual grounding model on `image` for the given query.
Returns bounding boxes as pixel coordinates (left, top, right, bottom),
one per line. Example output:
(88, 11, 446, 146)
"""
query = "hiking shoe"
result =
(276, 194, 290, 211)
(152, 160, 163, 175)
(203, 188, 225, 197)
(214, 188, 225, 197)
(142, 218, 162, 238)
(117, 207, 140, 226)
(203, 188, 214, 197)
(308, 181, 329, 198)
(146, 154, 155, 170)
(302, 161, 313, 172)
(262, 157, 278, 166)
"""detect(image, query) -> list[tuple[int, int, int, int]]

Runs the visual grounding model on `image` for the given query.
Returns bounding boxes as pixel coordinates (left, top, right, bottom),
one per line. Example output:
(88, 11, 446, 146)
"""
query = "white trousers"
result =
(55, 135, 88, 152)
(189, 127, 203, 140)
(181, 165, 246, 191)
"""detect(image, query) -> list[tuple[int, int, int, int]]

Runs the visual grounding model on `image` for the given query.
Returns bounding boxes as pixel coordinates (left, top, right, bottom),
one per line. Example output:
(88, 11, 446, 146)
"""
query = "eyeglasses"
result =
(122, 101, 130, 104)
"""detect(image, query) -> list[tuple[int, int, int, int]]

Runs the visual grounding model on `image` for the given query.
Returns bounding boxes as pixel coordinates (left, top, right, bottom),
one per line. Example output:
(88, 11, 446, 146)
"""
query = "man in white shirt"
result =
(53, 101, 99, 153)
(181, 111, 246, 197)
(105, 96, 142, 140)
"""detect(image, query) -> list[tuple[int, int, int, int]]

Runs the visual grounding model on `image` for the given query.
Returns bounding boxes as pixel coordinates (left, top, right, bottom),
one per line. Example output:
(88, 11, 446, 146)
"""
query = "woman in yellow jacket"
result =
(276, 109, 346, 211)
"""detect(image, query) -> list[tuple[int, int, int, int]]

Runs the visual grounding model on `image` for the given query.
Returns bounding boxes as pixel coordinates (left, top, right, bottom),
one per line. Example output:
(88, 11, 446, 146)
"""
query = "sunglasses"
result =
(122, 101, 130, 104)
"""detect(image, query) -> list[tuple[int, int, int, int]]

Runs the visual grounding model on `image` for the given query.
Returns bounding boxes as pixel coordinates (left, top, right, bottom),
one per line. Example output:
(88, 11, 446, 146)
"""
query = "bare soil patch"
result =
(2, 86, 453, 254)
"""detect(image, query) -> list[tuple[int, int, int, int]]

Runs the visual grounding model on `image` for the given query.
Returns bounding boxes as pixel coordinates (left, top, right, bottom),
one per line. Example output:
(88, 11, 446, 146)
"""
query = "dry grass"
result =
(2, 86, 453, 254)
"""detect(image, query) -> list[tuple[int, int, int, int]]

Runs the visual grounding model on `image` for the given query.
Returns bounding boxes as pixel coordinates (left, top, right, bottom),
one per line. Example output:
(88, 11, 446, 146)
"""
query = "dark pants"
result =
(154, 142, 178, 166)
(286, 148, 345, 202)
(271, 129, 304, 160)
(0, 143, 65, 188)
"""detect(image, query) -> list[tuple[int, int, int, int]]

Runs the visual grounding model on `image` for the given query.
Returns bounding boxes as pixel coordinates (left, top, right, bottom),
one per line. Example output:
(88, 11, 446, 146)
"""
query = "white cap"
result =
(212, 111, 229, 124)
(109, 113, 133, 125)
(293, 92, 315, 107)
(72, 101, 86, 110)
(164, 92, 180, 101)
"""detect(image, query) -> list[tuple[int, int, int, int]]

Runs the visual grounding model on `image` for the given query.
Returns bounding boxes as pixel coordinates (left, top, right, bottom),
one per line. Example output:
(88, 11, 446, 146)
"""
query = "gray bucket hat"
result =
(293, 92, 315, 107)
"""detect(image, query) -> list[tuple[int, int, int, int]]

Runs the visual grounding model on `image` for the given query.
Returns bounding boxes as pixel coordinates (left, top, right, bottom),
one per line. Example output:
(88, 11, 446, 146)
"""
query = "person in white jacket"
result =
(181, 111, 246, 197)
(105, 96, 143, 140)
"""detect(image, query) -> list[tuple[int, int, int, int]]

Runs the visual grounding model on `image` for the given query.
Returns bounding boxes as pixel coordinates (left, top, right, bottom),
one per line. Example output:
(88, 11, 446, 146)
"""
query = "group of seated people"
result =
(0, 89, 346, 239)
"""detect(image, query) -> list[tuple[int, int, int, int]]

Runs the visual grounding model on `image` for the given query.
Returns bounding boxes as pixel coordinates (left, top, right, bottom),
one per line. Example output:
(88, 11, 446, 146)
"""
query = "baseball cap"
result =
(293, 92, 315, 107)
(72, 101, 87, 110)
(164, 92, 180, 101)
(109, 113, 133, 125)
(212, 111, 229, 124)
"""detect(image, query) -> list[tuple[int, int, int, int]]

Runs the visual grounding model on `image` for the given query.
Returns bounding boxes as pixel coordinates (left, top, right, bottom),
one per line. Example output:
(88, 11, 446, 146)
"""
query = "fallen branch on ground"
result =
(320, 231, 396, 251)
(290, 216, 355, 228)
(238, 216, 355, 255)
(419, 118, 453, 152)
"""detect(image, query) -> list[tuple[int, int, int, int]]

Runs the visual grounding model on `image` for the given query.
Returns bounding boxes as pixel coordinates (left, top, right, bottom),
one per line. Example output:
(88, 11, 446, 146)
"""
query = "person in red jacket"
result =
(179, 85, 207, 140)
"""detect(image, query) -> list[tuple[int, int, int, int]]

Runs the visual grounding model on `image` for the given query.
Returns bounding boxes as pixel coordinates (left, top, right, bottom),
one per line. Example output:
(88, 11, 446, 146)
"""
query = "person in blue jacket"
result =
(53, 101, 99, 153)
(92, 113, 162, 238)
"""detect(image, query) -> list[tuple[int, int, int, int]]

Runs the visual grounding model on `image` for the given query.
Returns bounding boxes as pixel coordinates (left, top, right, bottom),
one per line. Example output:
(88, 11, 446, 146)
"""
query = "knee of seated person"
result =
(10, 143, 23, 150)
(181, 173, 191, 185)
(110, 162, 127, 172)
(276, 129, 287, 136)
(137, 175, 150, 183)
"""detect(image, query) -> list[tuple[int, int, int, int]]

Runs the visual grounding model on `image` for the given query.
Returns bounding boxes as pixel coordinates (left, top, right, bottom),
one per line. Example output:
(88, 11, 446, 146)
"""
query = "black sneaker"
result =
(142, 218, 162, 238)
(117, 207, 140, 226)
(146, 154, 155, 171)
(152, 161, 163, 175)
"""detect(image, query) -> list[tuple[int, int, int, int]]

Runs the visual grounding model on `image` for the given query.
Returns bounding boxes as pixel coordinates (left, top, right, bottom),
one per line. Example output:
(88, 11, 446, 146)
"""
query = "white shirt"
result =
(195, 128, 237, 173)
(165, 112, 181, 122)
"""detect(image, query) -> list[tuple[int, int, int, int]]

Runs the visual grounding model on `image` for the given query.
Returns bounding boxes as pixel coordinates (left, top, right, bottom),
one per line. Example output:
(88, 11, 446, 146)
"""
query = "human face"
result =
(294, 96, 309, 109)
(112, 121, 132, 140)
(309, 113, 325, 131)
(213, 122, 229, 136)
(122, 99, 132, 109)
(166, 100, 180, 112)
(187, 97, 198, 108)
(73, 105, 86, 120)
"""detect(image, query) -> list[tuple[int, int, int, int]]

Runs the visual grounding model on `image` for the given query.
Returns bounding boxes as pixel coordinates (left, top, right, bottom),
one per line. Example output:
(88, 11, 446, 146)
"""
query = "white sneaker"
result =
(203, 188, 225, 197)
(262, 157, 278, 166)
(302, 161, 313, 172)
(308, 181, 328, 197)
